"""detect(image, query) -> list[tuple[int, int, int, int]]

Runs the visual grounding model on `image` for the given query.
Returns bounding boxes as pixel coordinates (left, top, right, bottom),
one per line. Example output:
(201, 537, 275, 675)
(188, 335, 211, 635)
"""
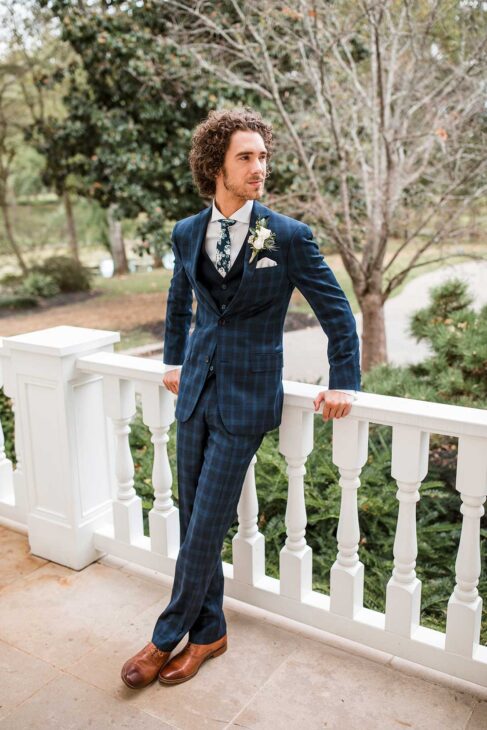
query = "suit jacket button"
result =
(219, 318, 226, 326)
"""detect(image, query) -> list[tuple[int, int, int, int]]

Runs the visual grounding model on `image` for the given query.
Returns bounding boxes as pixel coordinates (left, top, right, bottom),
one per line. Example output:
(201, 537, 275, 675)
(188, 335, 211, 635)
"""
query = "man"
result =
(121, 108, 360, 689)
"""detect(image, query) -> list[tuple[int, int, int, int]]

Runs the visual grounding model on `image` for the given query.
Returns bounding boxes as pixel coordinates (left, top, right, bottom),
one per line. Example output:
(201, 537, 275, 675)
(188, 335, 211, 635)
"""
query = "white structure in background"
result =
(0, 325, 486, 687)
(162, 251, 175, 270)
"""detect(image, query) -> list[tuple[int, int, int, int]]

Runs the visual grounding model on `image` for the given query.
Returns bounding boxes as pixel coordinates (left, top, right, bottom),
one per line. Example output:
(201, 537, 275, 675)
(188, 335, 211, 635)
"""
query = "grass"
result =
(92, 267, 173, 298)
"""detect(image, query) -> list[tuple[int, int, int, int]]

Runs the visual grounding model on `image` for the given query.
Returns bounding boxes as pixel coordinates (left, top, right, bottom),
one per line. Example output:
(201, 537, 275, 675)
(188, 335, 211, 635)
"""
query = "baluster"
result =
(330, 418, 368, 618)
(278, 406, 314, 601)
(103, 375, 143, 543)
(0, 408, 14, 504)
(385, 426, 429, 636)
(446, 435, 487, 656)
(233, 453, 266, 584)
(139, 382, 179, 558)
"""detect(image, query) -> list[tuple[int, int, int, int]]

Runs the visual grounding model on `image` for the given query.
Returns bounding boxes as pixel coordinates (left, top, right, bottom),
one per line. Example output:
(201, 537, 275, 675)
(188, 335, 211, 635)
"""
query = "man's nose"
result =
(251, 157, 265, 176)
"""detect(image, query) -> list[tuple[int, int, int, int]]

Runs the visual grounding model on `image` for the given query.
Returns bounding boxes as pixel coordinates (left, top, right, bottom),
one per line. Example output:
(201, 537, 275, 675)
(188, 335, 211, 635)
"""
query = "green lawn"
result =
(92, 267, 173, 298)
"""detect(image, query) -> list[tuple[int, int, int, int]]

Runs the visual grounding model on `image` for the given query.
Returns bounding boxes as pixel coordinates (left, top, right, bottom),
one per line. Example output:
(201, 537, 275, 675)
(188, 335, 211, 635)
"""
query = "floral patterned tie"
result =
(216, 218, 237, 276)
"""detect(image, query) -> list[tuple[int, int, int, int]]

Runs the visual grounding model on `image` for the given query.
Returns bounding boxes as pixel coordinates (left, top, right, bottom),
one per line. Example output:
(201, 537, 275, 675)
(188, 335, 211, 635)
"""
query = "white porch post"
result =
(139, 382, 179, 558)
(445, 435, 487, 657)
(233, 453, 266, 585)
(279, 406, 314, 601)
(2, 325, 119, 569)
(330, 417, 369, 618)
(385, 425, 429, 637)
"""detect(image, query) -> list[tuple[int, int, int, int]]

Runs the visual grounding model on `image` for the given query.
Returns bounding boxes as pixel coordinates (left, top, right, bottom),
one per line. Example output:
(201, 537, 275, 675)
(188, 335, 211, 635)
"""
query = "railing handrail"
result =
(77, 351, 164, 383)
(77, 351, 487, 438)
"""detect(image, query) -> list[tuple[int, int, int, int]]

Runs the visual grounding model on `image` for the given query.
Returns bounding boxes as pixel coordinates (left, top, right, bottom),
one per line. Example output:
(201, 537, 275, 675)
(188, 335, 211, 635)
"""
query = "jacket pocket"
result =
(250, 352, 284, 372)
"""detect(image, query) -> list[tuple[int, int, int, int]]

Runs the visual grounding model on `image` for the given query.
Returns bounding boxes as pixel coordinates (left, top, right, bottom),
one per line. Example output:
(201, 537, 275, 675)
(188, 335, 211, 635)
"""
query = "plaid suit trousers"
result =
(151, 372, 265, 650)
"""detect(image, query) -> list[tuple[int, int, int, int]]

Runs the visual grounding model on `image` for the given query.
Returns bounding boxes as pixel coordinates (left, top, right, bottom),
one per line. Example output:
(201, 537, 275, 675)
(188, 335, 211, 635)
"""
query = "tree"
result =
(38, 0, 222, 269)
(0, 57, 30, 274)
(162, 0, 487, 370)
(1, 1, 84, 265)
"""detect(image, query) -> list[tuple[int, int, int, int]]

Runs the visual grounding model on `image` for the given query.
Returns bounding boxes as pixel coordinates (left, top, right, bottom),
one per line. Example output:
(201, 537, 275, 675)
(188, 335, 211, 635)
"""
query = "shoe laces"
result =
(150, 644, 166, 657)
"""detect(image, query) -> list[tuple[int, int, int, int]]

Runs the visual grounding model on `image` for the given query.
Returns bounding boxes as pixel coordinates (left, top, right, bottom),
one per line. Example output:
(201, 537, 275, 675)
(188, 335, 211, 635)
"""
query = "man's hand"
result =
(163, 368, 180, 395)
(313, 390, 353, 421)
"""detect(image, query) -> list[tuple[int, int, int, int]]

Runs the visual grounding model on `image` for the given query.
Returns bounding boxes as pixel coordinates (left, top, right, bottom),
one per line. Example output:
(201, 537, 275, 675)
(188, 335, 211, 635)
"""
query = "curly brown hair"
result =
(189, 107, 273, 198)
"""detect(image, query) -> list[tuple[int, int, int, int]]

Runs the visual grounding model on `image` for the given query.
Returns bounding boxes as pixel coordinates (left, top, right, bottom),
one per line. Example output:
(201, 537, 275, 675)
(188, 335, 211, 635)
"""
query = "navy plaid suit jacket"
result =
(163, 200, 361, 435)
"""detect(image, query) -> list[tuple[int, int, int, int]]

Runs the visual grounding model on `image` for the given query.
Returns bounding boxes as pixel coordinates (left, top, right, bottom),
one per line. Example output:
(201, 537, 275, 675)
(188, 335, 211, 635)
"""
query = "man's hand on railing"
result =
(313, 390, 354, 421)
(163, 368, 181, 395)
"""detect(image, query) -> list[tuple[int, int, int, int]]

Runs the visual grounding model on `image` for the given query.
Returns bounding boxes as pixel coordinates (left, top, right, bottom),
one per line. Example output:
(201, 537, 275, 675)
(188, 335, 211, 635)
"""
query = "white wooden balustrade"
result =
(0, 325, 486, 688)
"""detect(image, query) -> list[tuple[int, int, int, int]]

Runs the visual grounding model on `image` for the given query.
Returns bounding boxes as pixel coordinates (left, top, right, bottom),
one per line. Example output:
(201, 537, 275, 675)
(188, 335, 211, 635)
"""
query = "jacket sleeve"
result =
(287, 223, 361, 391)
(162, 224, 194, 366)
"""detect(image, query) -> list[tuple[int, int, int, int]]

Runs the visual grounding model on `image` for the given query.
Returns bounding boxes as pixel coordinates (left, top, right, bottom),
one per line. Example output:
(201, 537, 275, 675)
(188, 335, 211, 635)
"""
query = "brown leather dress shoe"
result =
(158, 634, 227, 685)
(121, 642, 172, 689)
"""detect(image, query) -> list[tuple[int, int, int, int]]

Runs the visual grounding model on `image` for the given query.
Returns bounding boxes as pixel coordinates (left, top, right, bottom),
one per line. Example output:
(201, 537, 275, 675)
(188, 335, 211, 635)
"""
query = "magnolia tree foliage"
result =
(161, 0, 487, 369)
(37, 0, 212, 257)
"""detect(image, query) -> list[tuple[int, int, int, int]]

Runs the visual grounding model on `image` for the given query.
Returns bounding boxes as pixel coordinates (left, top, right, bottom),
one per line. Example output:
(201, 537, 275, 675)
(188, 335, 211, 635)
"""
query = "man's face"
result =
(216, 130, 268, 201)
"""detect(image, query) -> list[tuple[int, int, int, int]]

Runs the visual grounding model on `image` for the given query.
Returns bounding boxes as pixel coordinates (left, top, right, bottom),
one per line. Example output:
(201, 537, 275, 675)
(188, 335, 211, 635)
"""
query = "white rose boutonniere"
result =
(248, 216, 277, 263)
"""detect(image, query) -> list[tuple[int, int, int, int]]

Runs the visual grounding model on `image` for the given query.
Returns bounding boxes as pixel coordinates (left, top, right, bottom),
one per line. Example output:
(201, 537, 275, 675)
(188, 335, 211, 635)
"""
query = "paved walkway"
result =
(1, 525, 486, 729)
(282, 260, 487, 385)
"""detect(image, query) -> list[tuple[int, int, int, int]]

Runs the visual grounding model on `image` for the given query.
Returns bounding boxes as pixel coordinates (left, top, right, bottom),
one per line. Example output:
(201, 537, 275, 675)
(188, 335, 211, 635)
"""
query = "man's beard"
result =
(222, 168, 264, 200)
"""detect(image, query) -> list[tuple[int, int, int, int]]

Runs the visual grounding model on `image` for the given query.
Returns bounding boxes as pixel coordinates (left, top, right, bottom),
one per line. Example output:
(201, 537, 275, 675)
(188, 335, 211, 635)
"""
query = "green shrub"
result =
(32, 255, 92, 293)
(364, 278, 487, 407)
(0, 273, 24, 290)
(0, 293, 38, 311)
(20, 271, 60, 298)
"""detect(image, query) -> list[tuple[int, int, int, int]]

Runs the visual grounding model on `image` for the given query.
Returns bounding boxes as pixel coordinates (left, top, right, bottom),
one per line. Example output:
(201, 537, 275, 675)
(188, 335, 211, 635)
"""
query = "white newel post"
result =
(2, 326, 120, 569)
(102, 375, 143, 544)
(233, 453, 266, 585)
(279, 406, 314, 601)
(385, 425, 429, 637)
(330, 417, 368, 618)
(139, 382, 179, 558)
(445, 435, 487, 657)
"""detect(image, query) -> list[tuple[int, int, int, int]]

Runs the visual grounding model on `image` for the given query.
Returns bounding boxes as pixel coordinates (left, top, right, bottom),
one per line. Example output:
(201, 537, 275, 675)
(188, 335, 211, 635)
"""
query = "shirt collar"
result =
(211, 198, 253, 224)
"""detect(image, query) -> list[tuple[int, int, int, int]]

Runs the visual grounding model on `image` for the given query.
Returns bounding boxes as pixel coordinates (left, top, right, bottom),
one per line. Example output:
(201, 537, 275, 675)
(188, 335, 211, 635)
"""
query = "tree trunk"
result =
(63, 190, 80, 262)
(0, 200, 28, 275)
(152, 251, 163, 269)
(359, 292, 388, 371)
(107, 204, 129, 275)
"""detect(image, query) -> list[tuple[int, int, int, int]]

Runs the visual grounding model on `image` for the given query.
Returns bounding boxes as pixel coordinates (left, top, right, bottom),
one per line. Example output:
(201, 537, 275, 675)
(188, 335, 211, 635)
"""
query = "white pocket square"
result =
(256, 257, 278, 269)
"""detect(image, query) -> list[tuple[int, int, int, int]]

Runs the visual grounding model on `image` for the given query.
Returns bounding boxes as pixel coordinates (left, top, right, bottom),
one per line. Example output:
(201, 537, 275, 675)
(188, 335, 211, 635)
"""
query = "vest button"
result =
(205, 356, 209, 362)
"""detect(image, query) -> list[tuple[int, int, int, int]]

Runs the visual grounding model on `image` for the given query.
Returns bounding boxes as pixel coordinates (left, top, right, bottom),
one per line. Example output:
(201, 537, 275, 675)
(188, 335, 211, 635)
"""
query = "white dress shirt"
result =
(164, 199, 356, 399)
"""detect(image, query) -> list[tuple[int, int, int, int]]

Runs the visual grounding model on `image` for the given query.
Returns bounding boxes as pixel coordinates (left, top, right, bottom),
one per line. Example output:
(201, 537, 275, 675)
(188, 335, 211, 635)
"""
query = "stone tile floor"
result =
(1, 524, 486, 730)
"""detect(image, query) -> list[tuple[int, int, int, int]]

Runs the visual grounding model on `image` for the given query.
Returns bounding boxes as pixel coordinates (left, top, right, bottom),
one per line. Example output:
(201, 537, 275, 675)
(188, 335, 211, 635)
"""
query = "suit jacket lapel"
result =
(223, 199, 262, 316)
(188, 199, 269, 318)
(189, 205, 220, 315)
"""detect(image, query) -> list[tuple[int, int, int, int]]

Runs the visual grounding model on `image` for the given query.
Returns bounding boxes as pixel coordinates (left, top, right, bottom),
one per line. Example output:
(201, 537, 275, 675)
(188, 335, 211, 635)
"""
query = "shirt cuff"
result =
(334, 389, 357, 400)
(164, 363, 183, 373)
